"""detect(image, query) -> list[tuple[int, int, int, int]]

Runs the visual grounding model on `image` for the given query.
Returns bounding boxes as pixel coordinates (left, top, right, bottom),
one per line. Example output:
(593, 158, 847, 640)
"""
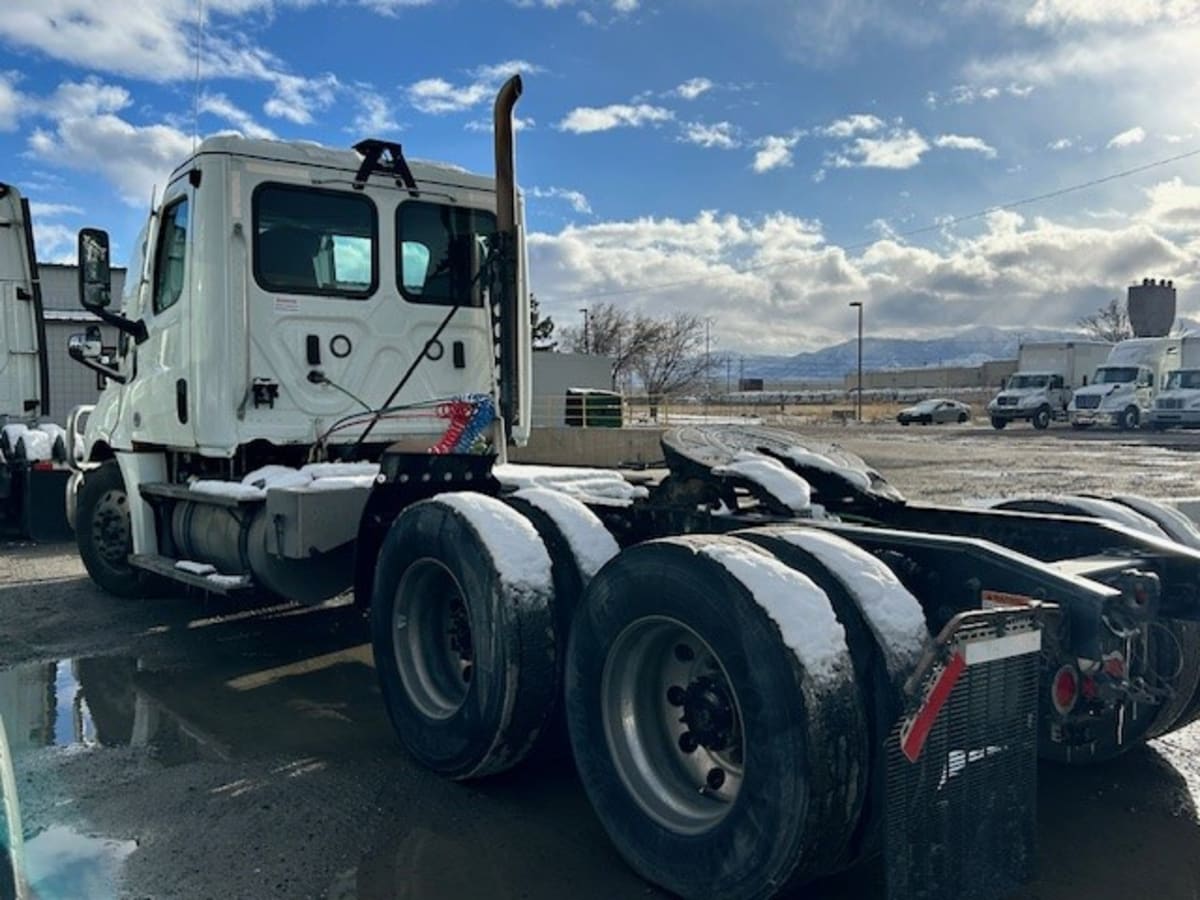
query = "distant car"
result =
(897, 398, 971, 426)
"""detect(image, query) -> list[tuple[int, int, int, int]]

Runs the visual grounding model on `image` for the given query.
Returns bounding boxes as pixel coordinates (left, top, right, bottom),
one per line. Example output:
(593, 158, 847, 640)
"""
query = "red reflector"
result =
(31, 461, 55, 471)
(1052, 666, 1078, 715)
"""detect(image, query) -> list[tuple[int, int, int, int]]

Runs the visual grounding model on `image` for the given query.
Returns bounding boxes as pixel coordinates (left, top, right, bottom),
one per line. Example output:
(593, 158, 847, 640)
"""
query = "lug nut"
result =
(666, 686, 687, 707)
(706, 768, 726, 790)
(678, 732, 699, 753)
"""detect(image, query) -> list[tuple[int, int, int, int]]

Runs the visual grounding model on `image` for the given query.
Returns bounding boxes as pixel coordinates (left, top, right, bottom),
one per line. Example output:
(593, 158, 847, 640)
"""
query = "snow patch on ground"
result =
(782, 446, 872, 491)
(765, 527, 929, 673)
(512, 487, 619, 581)
(712, 451, 812, 513)
(693, 538, 848, 686)
(436, 492, 553, 606)
(494, 464, 648, 507)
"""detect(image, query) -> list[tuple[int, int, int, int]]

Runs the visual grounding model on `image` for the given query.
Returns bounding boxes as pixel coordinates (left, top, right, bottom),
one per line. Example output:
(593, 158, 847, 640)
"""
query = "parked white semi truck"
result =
(0, 182, 73, 540)
(62, 78, 1200, 900)
(987, 340, 1111, 430)
(1148, 335, 1200, 430)
(1068, 337, 1181, 430)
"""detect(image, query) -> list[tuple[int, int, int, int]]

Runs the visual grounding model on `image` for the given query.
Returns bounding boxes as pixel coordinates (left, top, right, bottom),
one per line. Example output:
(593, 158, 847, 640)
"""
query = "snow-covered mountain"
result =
(737, 325, 1089, 382)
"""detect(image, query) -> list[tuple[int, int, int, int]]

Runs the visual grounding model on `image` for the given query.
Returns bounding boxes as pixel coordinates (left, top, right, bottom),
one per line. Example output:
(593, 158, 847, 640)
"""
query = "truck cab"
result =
(1068, 337, 1180, 430)
(1149, 368, 1200, 429)
(986, 371, 1067, 429)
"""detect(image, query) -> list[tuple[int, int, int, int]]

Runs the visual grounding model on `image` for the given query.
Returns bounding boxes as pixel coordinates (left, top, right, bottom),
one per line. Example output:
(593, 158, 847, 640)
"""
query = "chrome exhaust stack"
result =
(492, 74, 523, 441)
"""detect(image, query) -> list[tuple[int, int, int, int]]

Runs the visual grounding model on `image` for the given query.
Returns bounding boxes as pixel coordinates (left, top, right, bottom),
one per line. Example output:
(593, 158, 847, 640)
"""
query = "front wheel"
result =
(990, 416, 1007, 430)
(1118, 406, 1139, 431)
(75, 461, 153, 598)
(957, 412, 968, 424)
(1032, 406, 1051, 430)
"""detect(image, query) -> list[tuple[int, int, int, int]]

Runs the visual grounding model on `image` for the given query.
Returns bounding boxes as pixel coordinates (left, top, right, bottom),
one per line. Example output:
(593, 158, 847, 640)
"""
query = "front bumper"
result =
(989, 407, 1036, 421)
(1149, 409, 1200, 427)
(1069, 410, 1121, 426)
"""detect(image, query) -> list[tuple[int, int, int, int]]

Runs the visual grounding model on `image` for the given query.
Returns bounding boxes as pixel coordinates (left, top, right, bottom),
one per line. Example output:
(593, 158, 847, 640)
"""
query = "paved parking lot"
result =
(4, 423, 1200, 898)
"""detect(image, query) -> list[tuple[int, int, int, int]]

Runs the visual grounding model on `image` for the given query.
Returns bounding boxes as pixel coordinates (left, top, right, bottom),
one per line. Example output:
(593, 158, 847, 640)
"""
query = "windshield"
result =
(1007, 374, 1049, 390)
(1166, 370, 1200, 390)
(1093, 366, 1138, 385)
(910, 400, 942, 412)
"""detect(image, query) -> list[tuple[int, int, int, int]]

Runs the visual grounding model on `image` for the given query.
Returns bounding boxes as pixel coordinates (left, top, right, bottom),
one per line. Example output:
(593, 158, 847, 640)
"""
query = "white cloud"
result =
(1024, 0, 1200, 28)
(352, 91, 401, 135)
(0, 72, 29, 131)
(819, 114, 882, 138)
(29, 202, 84, 217)
(934, 133, 998, 158)
(528, 186, 592, 214)
(31, 222, 78, 264)
(833, 129, 930, 169)
(1107, 125, 1146, 148)
(527, 188, 1200, 353)
(358, 0, 435, 13)
(681, 121, 740, 149)
(752, 134, 800, 173)
(199, 92, 276, 139)
(408, 60, 535, 114)
(1047, 137, 1074, 150)
(28, 79, 194, 206)
(613, 0, 638, 10)
(464, 115, 535, 132)
(675, 78, 714, 100)
(925, 82, 1034, 107)
(558, 103, 673, 134)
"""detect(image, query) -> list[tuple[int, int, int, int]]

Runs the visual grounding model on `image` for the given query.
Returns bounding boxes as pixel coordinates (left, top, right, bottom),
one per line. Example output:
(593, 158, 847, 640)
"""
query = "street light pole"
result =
(579, 307, 590, 353)
(849, 301, 863, 422)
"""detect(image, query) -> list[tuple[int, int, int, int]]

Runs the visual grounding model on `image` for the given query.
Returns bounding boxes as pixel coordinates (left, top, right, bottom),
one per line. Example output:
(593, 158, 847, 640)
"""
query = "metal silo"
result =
(1128, 277, 1177, 337)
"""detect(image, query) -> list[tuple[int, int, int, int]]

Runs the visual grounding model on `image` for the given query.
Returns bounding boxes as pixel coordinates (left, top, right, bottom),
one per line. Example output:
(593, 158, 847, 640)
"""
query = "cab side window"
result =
(153, 197, 189, 314)
(1050, 375, 1064, 390)
(1137, 369, 1154, 388)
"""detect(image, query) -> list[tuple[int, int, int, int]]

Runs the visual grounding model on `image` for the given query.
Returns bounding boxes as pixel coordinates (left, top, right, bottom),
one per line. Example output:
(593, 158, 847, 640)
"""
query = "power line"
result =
(549, 145, 1200, 303)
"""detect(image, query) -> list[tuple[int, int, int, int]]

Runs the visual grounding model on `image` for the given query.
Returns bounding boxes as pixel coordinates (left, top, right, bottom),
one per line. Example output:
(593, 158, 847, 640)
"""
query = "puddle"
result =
(19, 824, 136, 900)
(0, 658, 223, 765)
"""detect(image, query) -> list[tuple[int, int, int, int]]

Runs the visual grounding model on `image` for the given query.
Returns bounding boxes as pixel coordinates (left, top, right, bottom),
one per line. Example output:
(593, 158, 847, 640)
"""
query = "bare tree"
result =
(1078, 298, 1133, 342)
(530, 293, 556, 351)
(632, 312, 709, 417)
(561, 302, 658, 386)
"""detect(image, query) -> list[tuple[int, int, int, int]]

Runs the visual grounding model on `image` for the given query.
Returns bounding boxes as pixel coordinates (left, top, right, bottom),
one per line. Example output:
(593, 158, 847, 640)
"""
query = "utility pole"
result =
(704, 317, 713, 400)
(579, 307, 589, 354)
(849, 301, 864, 422)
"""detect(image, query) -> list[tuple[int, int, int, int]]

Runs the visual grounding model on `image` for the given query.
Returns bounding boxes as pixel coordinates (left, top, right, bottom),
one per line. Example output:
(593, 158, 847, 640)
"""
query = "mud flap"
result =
(885, 607, 1042, 900)
(1, 464, 72, 541)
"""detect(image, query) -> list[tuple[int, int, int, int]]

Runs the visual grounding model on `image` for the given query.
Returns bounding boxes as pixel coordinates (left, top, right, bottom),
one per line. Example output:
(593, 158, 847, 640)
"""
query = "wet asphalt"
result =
(4, 423, 1200, 899)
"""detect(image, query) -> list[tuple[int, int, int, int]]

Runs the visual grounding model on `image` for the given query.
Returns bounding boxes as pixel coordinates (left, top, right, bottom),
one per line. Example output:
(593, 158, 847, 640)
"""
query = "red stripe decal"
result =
(901, 652, 966, 763)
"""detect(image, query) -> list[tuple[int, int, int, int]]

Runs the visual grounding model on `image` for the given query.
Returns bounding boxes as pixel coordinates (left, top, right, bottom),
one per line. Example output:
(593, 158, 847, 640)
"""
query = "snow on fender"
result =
(369, 491, 558, 780)
(566, 534, 869, 900)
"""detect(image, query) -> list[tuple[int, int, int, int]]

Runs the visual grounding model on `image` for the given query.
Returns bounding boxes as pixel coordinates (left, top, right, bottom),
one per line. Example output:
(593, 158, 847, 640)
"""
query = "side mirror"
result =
(78, 228, 112, 310)
(68, 325, 104, 361)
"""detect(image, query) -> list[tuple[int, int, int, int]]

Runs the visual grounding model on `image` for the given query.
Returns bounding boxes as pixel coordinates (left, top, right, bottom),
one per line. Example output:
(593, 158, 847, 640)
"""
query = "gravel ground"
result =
(3, 422, 1200, 899)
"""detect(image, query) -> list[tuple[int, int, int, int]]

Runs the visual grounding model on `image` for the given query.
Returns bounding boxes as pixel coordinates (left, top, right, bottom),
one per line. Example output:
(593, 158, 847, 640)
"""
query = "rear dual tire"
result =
(567, 535, 868, 900)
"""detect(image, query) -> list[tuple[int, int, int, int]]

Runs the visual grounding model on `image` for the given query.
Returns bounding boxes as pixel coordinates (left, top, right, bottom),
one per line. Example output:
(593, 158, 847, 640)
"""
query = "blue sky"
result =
(2, 0, 1199, 352)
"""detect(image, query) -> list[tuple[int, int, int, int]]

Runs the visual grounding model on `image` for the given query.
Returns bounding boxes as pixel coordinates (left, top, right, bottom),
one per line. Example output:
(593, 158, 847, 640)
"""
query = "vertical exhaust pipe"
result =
(493, 74, 523, 441)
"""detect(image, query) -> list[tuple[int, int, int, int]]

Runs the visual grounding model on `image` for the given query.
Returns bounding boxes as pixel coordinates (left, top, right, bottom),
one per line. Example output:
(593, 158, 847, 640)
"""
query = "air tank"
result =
(1128, 277, 1176, 337)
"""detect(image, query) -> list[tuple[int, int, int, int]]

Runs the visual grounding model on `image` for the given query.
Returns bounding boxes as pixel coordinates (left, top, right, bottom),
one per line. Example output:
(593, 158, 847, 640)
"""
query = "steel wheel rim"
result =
(393, 559, 473, 720)
(93, 488, 131, 567)
(601, 616, 745, 835)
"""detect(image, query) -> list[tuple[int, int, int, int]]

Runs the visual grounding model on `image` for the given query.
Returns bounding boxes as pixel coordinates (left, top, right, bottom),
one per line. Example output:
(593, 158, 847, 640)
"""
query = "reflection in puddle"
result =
(22, 825, 136, 900)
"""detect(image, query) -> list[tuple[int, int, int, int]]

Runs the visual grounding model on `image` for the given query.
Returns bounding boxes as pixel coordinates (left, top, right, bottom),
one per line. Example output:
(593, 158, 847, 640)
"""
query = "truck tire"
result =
(1032, 406, 1051, 430)
(566, 535, 866, 899)
(75, 461, 155, 598)
(370, 494, 557, 780)
(1105, 494, 1200, 550)
(1118, 406, 1139, 431)
(991, 416, 1007, 430)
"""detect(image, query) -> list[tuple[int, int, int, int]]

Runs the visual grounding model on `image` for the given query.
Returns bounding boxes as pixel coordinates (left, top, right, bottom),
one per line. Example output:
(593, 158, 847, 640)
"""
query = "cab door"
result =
(124, 184, 195, 447)
(1135, 367, 1155, 412)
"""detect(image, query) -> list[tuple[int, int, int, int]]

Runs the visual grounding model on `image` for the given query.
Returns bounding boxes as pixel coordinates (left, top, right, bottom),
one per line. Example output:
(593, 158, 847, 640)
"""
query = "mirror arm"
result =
(68, 346, 128, 385)
(89, 307, 149, 344)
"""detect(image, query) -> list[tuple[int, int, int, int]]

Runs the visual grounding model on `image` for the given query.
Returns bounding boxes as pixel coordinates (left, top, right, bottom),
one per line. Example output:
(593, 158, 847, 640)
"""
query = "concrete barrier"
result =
(510, 427, 666, 467)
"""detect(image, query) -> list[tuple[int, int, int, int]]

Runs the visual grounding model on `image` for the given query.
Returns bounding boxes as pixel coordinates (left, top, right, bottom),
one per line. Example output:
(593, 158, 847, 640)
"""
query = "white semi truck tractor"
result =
(987, 340, 1111, 430)
(1148, 334, 1200, 430)
(63, 78, 1200, 900)
(0, 182, 73, 540)
(1068, 337, 1181, 430)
